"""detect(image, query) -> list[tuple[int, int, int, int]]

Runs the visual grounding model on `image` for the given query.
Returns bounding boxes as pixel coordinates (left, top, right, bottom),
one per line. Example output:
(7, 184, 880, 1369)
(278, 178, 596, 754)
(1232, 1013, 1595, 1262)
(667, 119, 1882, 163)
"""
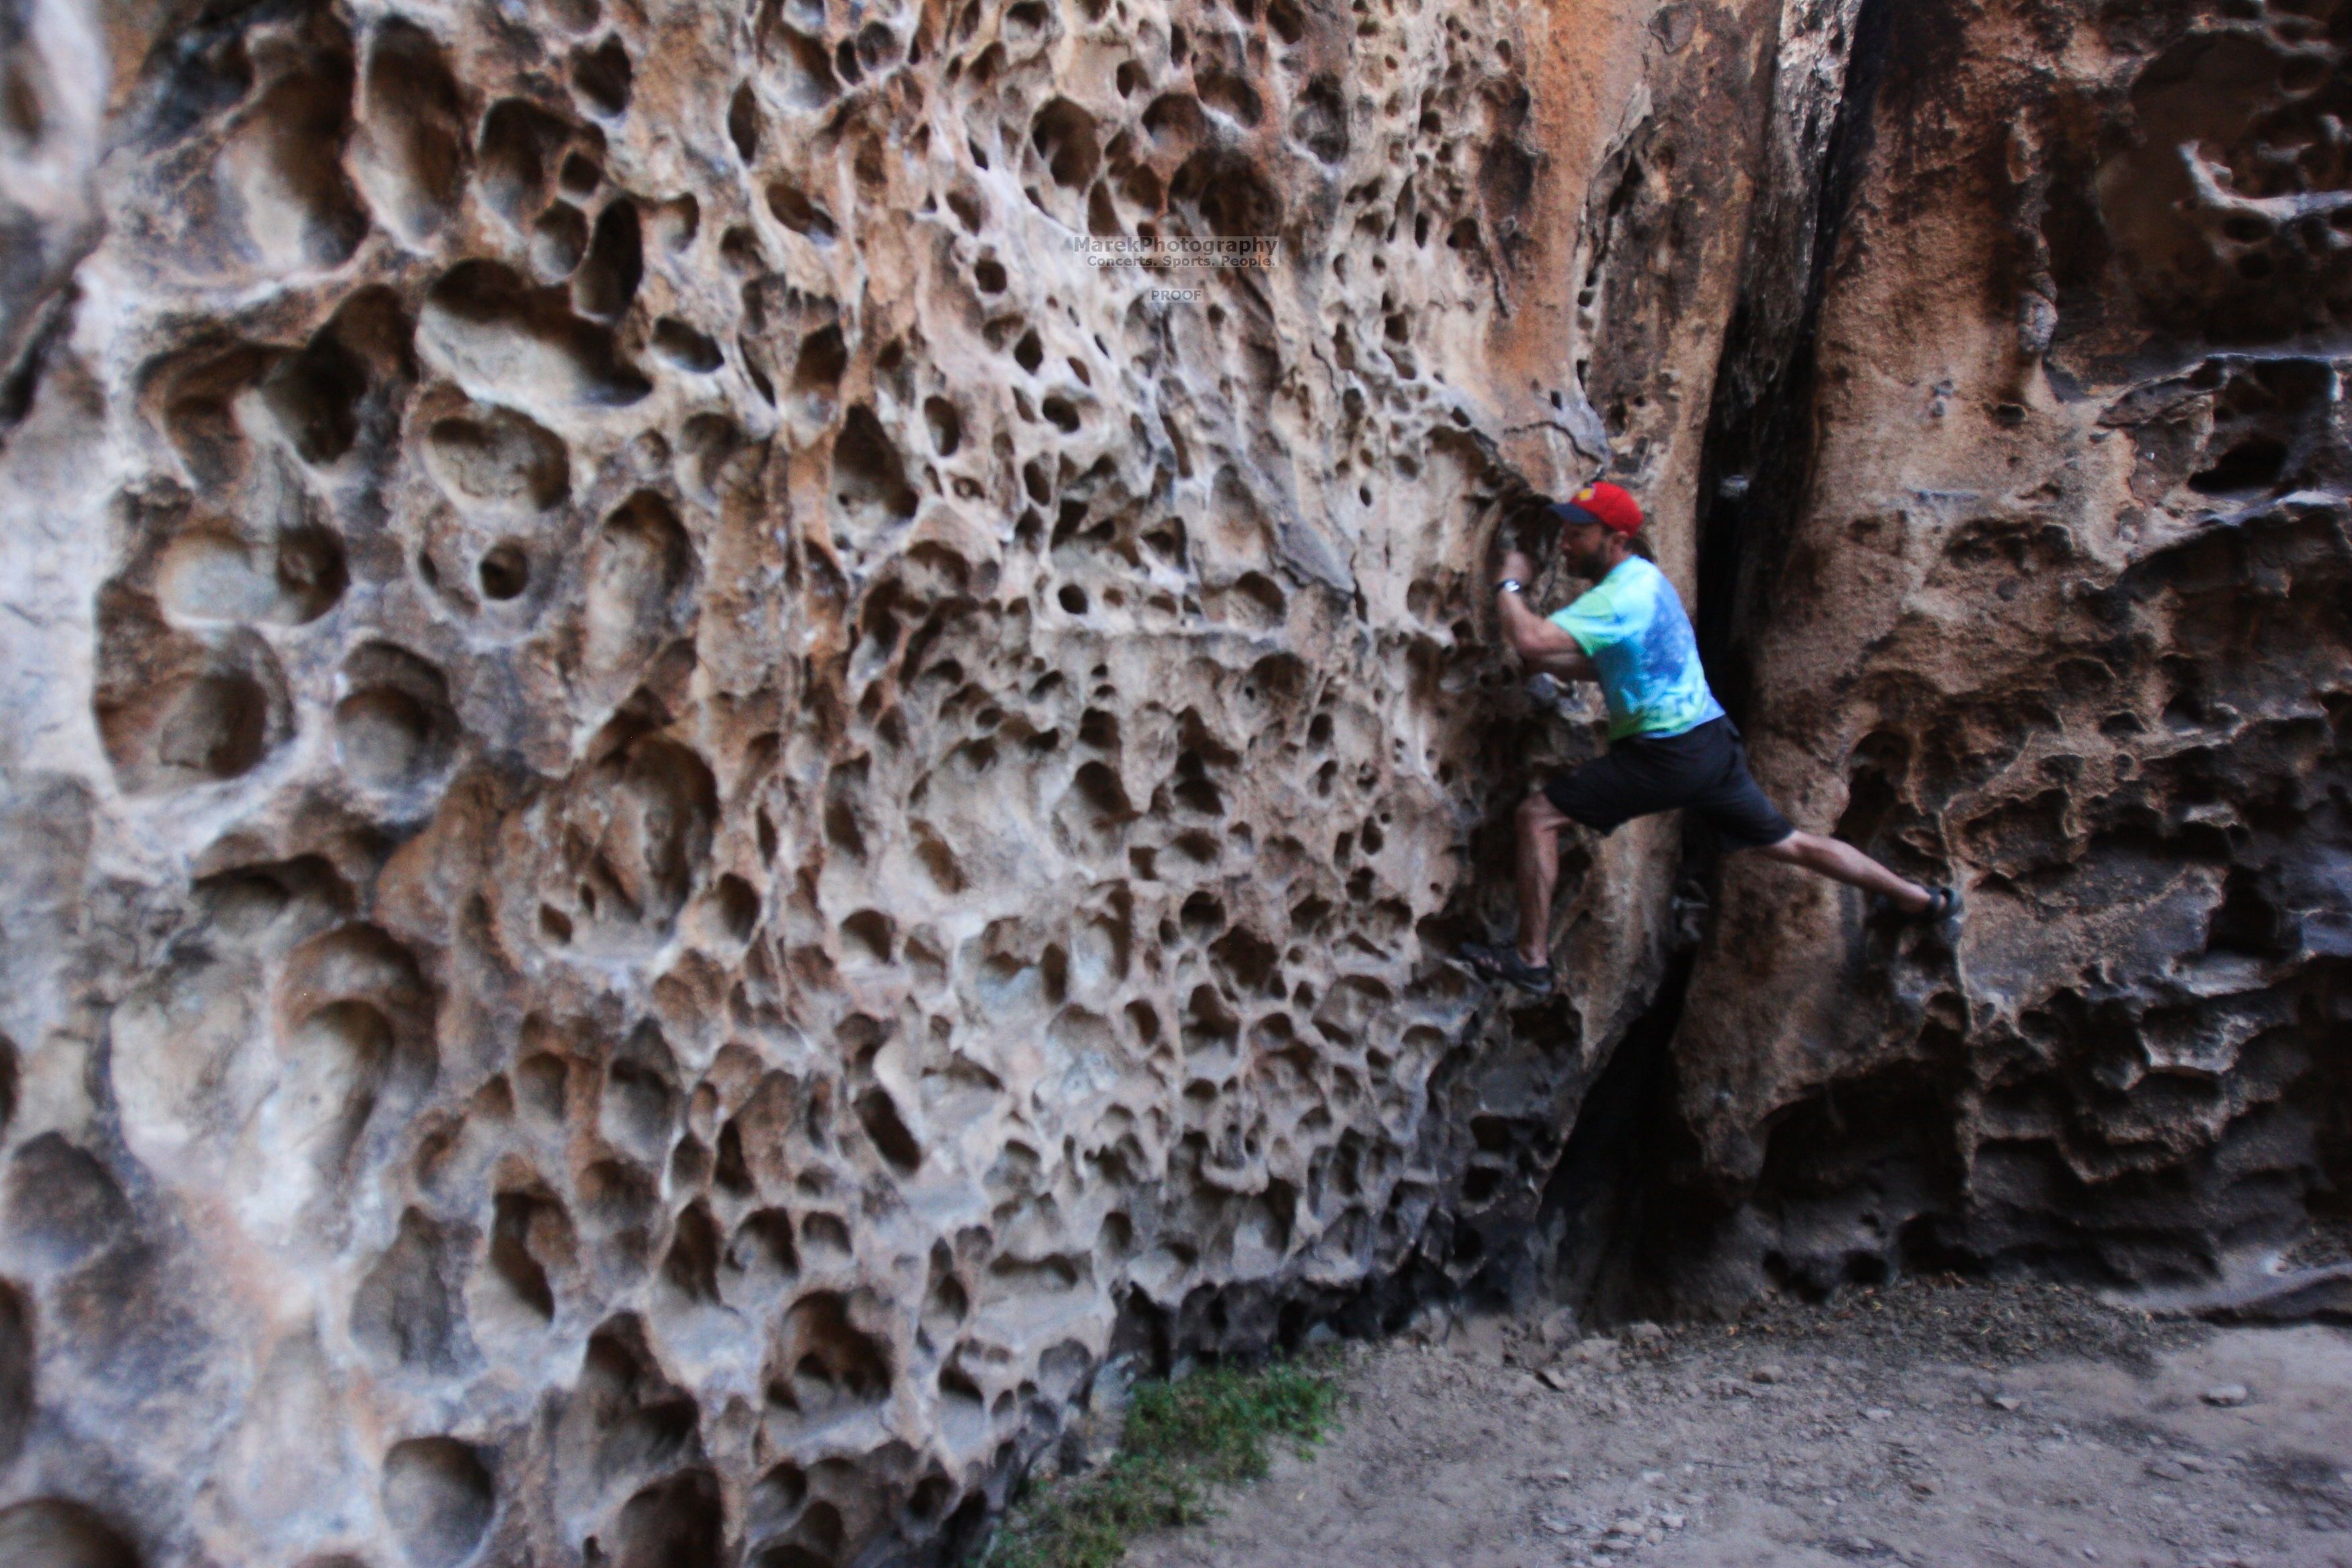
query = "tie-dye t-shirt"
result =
(1549, 556, 1726, 742)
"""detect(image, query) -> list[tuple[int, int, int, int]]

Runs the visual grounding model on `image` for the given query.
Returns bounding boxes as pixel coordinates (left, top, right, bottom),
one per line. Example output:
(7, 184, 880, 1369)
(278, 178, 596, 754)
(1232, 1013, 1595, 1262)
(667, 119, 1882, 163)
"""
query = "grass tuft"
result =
(978, 1356, 1344, 1568)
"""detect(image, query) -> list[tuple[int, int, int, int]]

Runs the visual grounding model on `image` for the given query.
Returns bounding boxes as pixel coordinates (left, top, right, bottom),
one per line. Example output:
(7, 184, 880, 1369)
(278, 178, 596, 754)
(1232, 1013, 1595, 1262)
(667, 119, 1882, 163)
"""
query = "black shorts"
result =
(1542, 716, 1795, 850)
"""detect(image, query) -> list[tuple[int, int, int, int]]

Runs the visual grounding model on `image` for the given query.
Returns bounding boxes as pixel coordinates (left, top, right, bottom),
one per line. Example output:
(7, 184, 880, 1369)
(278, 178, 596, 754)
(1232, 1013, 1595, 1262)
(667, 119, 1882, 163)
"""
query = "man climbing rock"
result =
(1459, 481, 1960, 996)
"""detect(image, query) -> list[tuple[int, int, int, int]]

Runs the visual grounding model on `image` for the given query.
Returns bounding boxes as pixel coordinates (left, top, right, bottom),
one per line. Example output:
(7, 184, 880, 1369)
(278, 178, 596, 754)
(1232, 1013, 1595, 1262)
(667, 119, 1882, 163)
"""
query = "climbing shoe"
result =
(1457, 940, 1555, 996)
(1912, 885, 1965, 935)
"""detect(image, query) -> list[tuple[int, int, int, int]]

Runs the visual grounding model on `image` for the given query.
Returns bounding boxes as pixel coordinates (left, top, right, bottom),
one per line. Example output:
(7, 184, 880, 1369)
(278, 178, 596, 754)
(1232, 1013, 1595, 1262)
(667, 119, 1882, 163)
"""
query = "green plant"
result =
(978, 1356, 1344, 1568)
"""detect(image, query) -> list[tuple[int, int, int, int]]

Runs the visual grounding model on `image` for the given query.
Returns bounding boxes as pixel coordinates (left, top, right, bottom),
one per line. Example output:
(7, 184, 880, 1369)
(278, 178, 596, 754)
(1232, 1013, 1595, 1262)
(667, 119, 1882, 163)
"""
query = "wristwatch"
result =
(1498, 578, 1524, 595)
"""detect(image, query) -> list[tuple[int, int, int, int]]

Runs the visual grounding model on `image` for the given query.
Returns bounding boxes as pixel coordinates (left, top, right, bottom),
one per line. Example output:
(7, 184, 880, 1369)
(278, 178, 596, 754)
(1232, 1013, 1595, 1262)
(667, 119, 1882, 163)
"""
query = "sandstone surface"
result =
(0, 0, 1761, 1560)
(1655, 0, 2352, 1320)
(0, 0, 2344, 1562)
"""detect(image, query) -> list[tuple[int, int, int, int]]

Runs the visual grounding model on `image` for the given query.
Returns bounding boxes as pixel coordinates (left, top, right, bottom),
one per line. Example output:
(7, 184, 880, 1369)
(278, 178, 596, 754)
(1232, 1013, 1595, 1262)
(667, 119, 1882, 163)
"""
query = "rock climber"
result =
(1459, 480, 1961, 996)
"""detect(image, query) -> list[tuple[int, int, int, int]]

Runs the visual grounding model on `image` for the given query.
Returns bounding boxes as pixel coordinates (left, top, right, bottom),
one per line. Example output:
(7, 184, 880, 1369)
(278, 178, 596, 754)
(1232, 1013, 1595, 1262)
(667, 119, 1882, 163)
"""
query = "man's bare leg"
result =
(1752, 830, 1933, 912)
(1515, 791, 1570, 966)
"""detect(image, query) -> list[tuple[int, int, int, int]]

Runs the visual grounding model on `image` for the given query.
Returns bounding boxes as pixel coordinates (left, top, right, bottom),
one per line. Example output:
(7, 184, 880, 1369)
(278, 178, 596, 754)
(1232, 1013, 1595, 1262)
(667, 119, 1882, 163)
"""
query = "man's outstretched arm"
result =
(1496, 549, 1597, 680)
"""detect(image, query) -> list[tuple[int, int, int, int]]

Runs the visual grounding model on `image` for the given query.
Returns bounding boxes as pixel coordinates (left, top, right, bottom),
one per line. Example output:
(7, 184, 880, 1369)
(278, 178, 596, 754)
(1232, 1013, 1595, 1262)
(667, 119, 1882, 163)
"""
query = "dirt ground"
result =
(1122, 1280, 2352, 1568)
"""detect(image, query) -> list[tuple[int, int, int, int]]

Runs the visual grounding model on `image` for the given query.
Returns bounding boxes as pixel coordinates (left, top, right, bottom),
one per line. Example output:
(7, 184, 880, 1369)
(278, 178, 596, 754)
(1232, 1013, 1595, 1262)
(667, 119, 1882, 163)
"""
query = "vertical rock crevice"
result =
(1692, 0, 1893, 714)
(1667, 0, 2352, 1318)
(3, 0, 2346, 1559)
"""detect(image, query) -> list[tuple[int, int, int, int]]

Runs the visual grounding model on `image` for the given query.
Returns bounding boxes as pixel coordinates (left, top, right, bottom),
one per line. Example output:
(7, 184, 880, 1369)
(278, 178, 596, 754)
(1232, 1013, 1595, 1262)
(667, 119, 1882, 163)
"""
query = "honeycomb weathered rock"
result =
(9, 0, 2345, 1559)
(1657, 0, 2352, 1309)
(0, 0, 1775, 1560)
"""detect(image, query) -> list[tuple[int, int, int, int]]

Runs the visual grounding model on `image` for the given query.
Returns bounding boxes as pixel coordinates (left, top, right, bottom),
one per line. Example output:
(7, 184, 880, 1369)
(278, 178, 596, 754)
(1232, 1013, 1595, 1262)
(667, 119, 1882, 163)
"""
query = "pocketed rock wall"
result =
(1670, 0, 2352, 1314)
(0, 0, 1788, 1561)
(20, 0, 2340, 1556)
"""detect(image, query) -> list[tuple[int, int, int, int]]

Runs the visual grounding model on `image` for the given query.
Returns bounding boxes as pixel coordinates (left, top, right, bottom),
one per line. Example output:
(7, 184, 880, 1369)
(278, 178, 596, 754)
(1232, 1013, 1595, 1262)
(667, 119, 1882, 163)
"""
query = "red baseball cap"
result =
(1551, 481, 1643, 538)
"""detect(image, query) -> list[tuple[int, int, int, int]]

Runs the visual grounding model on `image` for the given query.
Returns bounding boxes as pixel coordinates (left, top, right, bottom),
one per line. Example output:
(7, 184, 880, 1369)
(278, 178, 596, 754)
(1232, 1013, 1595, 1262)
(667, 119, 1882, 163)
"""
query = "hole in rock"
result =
(763, 26, 839, 109)
(515, 1053, 568, 1122)
(530, 202, 589, 278)
(559, 152, 601, 196)
(840, 908, 893, 962)
(603, 1055, 675, 1163)
(422, 260, 649, 407)
(352, 1208, 468, 1372)
(283, 997, 397, 1171)
(831, 405, 918, 531)
(747, 1463, 807, 1536)
(1030, 98, 1100, 187)
(381, 1438, 495, 1568)
(424, 403, 570, 511)
(653, 317, 723, 372)
(728, 83, 761, 161)
(103, 592, 291, 799)
(477, 98, 580, 223)
(799, 1212, 850, 1259)
(570, 36, 632, 115)
(0, 1500, 142, 1568)
(793, 323, 847, 395)
(583, 491, 693, 677)
(326, 688, 422, 788)
(4, 1135, 128, 1271)
(1210, 925, 1279, 991)
(334, 643, 453, 789)
(924, 395, 962, 454)
(1289, 76, 1348, 162)
(748, 1538, 835, 1568)
(354, 20, 467, 243)
(855, 1089, 922, 1173)
(765, 181, 838, 242)
(714, 873, 758, 940)
(1179, 891, 1224, 940)
(259, 315, 375, 468)
(478, 542, 529, 600)
(911, 1475, 953, 1522)
(489, 1191, 565, 1321)
(854, 21, 899, 72)
(579, 1159, 659, 1238)
(781, 1291, 891, 1409)
(728, 1209, 798, 1287)
(661, 1203, 722, 1304)
(612, 1469, 722, 1568)
(204, 28, 371, 274)
(1195, 68, 1262, 125)
(155, 522, 347, 626)
(1171, 149, 1281, 236)
(1142, 93, 1204, 144)
(2188, 436, 2288, 495)
(574, 199, 644, 320)
(150, 670, 274, 783)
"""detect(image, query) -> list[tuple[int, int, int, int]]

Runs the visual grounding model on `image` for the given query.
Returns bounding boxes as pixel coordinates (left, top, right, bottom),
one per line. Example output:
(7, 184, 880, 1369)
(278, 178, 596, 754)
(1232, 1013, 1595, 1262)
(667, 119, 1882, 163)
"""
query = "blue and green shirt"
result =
(1548, 556, 1726, 742)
